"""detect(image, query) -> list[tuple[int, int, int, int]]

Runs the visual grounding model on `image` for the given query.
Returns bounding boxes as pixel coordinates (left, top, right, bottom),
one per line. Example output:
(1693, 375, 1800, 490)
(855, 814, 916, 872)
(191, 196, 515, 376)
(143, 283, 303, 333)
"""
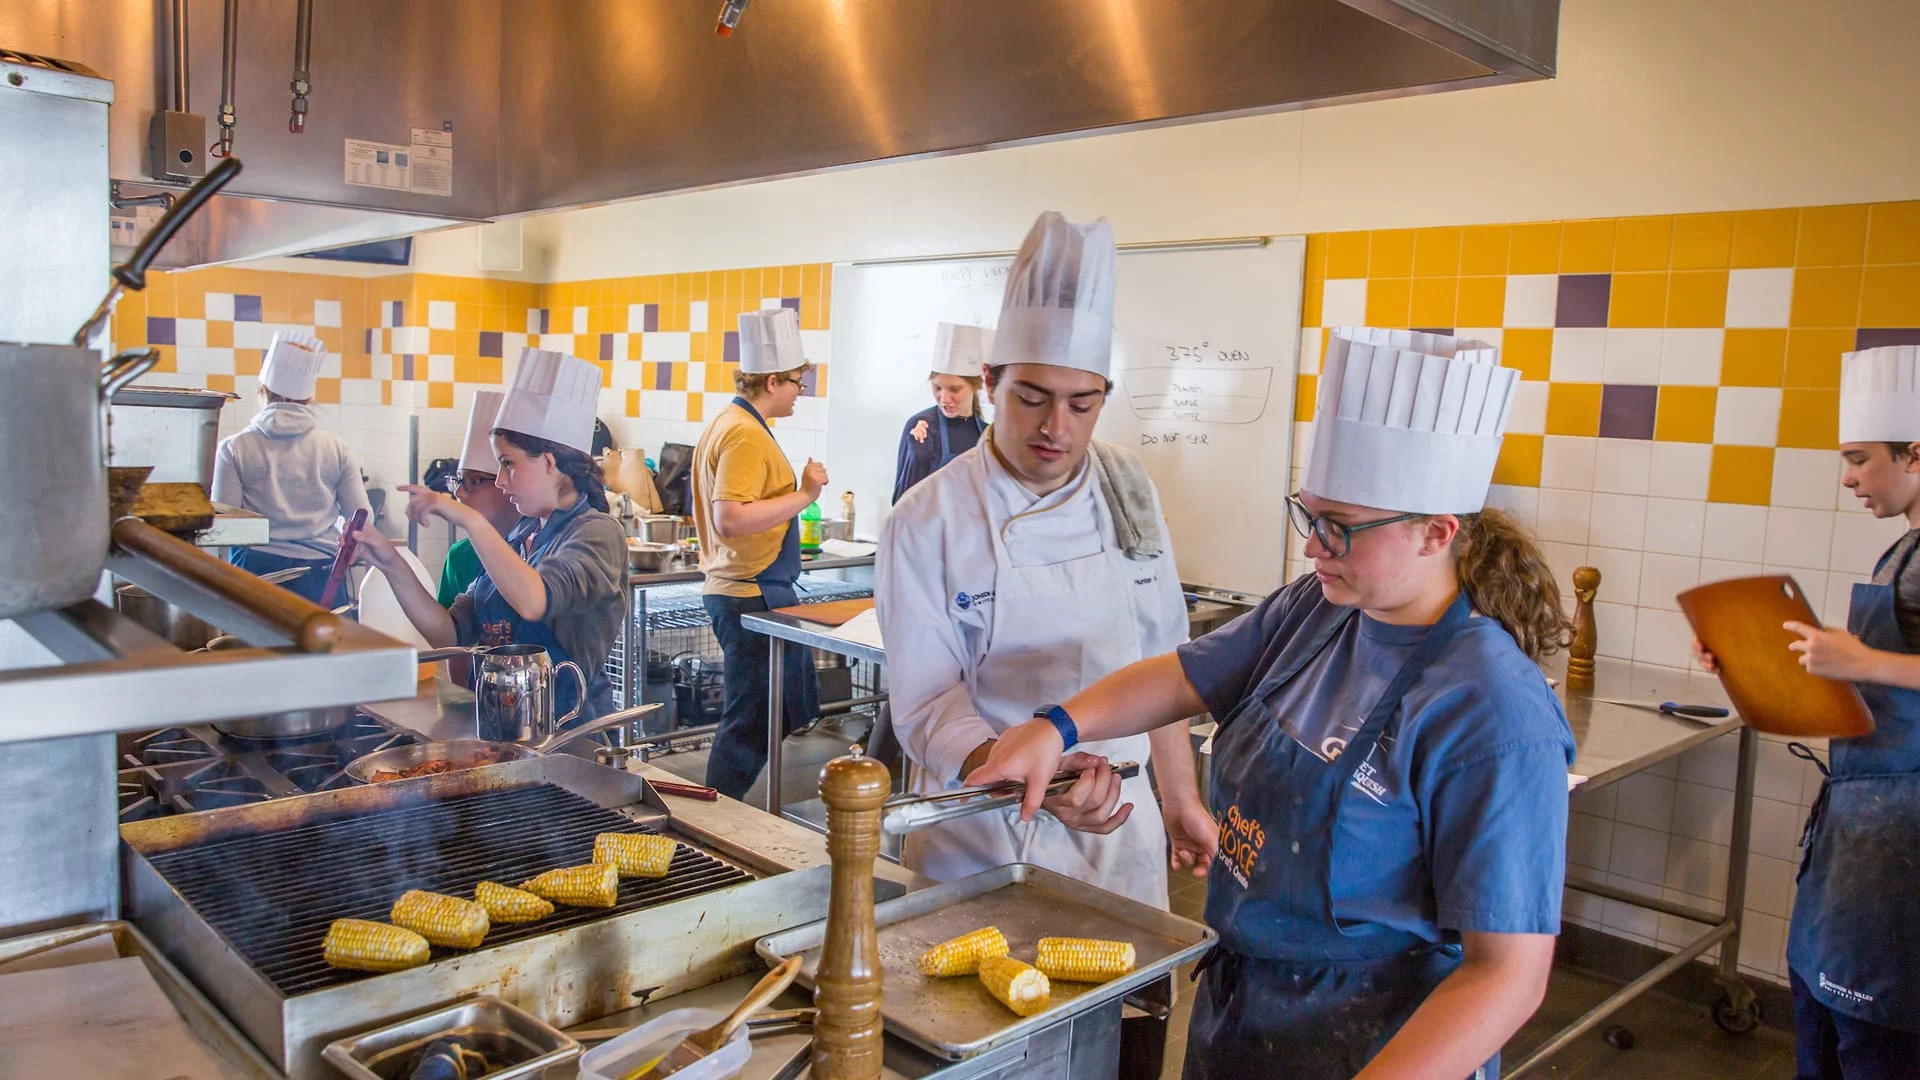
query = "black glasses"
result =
(1285, 494, 1418, 558)
(447, 473, 494, 495)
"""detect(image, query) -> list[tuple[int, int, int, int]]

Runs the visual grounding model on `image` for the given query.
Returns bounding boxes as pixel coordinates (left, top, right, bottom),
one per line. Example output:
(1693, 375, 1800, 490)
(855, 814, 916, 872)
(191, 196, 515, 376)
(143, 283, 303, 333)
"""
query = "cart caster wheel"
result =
(1602, 1025, 1636, 1050)
(1712, 993, 1761, 1035)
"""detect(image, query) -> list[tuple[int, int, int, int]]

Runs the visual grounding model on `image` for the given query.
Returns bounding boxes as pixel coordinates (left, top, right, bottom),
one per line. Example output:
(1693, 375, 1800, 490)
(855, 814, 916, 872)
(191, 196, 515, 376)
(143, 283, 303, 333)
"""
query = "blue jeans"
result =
(1792, 967, 1920, 1079)
(227, 547, 334, 606)
(702, 593, 820, 800)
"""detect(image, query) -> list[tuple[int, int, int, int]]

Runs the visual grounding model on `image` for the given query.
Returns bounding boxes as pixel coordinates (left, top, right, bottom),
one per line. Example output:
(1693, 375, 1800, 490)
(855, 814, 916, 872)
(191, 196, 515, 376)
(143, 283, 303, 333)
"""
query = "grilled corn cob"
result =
(521, 863, 620, 908)
(916, 925, 1010, 976)
(389, 889, 490, 949)
(322, 919, 430, 973)
(977, 954, 1050, 1017)
(475, 880, 555, 923)
(1034, 936, 1137, 983)
(593, 831, 677, 879)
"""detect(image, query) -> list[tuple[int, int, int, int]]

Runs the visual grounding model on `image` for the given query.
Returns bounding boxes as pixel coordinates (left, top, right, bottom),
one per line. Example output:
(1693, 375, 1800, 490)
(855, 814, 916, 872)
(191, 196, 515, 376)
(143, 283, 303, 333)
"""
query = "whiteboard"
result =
(826, 237, 1305, 597)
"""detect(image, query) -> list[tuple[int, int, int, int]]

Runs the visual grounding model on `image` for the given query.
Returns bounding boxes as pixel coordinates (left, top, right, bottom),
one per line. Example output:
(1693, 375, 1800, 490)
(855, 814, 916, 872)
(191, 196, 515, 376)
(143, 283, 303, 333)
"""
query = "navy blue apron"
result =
(935, 409, 984, 469)
(731, 397, 804, 608)
(1187, 593, 1493, 1080)
(1786, 539, 1920, 1031)
(469, 496, 614, 722)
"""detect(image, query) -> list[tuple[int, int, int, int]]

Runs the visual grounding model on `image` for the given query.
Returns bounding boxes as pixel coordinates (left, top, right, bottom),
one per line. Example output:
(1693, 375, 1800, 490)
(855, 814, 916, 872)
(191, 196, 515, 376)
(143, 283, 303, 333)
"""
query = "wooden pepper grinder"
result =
(1567, 566, 1601, 692)
(812, 746, 891, 1080)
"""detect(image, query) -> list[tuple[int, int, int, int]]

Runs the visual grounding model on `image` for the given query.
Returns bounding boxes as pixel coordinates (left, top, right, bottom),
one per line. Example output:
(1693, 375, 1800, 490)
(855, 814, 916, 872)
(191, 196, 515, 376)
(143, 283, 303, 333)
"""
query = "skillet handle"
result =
(535, 704, 663, 754)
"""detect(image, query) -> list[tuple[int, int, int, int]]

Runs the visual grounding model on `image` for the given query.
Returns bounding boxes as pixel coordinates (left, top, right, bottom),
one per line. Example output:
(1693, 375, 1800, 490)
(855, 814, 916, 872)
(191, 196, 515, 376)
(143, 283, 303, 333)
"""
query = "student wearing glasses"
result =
(970, 328, 1576, 1079)
(436, 390, 529, 606)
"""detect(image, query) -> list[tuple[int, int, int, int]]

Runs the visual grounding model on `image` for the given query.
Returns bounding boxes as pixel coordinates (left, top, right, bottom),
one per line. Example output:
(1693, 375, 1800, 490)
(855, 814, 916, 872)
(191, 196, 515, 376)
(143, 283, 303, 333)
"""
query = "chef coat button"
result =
(1290, 840, 1301, 854)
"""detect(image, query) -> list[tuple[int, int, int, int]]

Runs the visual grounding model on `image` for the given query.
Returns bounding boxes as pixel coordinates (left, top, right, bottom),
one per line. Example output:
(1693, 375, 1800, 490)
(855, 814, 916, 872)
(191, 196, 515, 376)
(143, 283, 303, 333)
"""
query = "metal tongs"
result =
(882, 761, 1140, 836)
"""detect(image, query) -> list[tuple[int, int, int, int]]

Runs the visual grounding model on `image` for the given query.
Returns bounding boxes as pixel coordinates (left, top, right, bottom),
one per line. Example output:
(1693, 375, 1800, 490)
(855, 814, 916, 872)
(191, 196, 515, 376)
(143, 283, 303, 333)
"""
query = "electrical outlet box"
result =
(147, 110, 206, 182)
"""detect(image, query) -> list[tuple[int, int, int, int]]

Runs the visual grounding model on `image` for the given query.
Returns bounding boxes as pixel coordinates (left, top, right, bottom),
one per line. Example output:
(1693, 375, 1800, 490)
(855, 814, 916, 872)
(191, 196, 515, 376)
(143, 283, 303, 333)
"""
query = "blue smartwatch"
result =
(1033, 704, 1079, 751)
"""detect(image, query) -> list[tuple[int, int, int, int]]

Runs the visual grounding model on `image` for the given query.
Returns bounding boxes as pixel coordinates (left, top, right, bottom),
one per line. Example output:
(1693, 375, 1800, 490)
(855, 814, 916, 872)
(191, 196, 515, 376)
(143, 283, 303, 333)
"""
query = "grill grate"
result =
(144, 784, 751, 996)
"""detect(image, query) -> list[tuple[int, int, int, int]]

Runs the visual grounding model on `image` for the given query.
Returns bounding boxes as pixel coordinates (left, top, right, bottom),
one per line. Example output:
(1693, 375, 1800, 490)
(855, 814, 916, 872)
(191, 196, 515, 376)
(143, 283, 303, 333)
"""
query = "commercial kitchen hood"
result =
(1, 0, 1556, 267)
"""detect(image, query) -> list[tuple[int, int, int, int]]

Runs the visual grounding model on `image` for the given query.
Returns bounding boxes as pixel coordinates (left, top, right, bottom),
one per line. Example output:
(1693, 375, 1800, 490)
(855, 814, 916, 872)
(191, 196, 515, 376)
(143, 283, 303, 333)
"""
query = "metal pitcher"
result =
(469, 644, 589, 744)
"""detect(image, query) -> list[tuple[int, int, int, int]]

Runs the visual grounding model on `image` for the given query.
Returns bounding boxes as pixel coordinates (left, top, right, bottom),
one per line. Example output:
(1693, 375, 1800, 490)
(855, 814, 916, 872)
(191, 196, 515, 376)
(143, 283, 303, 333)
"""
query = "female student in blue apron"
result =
(892, 322, 992, 503)
(1696, 345, 1920, 1078)
(351, 347, 627, 721)
(970, 328, 1576, 1079)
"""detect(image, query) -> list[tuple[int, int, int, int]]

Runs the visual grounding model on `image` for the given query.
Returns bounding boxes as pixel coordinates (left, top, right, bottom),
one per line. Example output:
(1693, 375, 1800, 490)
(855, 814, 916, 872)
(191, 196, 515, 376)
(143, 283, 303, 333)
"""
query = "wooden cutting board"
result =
(1676, 575, 1874, 738)
(773, 597, 875, 627)
(0, 956, 229, 1079)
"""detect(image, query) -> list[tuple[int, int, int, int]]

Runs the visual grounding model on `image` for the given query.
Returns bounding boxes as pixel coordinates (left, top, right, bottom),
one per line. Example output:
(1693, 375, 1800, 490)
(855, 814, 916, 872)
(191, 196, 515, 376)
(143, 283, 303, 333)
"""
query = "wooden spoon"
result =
(625, 954, 805, 1079)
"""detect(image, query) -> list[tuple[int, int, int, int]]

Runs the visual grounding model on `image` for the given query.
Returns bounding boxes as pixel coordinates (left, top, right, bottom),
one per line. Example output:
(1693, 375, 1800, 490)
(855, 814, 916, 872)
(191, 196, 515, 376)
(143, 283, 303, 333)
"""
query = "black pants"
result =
(701, 593, 819, 800)
(1792, 967, 1920, 1079)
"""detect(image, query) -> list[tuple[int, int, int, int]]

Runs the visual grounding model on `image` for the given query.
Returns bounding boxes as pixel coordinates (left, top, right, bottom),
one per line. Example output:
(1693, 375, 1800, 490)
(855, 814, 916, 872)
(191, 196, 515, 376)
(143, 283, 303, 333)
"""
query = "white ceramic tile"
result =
(1749, 796, 1804, 861)
(1658, 328, 1724, 386)
(1677, 740, 1742, 802)
(427, 354, 453, 382)
(1541, 436, 1598, 489)
(1584, 546, 1643, 602)
(1699, 558, 1763, 585)
(1771, 448, 1840, 510)
(1633, 608, 1695, 665)
(645, 332, 692, 365)
(1602, 873, 1664, 943)
(1588, 493, 1648, 550)
(1540, 542, 1591, 595)
(1755, 738, 1810, 805)
(171, 318, 207, 349)
(1701, 503, 1769, 562)
(1744, 856, 1799, 923)
(1724, 268, 1794, 328)
(1593, 439, 1653, 495)
(1647, 443, 1712, 501)
(1601, 329, 1664, 384)
(800, 330, 832, 364)
(320, 352, 342, 379)
(502, 332, 528, 360)
(688, 300, 709, 333)
(1594, 601, 1637, 660)
(204, 292, 235, 321)
(1484, 485, 1540, 529)
(1612, 771, 1677, 832)
(1563, 885, 1606, 930)
(1643, 497, 1708, 556)
(1737, 912, 1787, 979)
(1503, 274, 1559, 328)
(1657, 889, 1718, 956)
(1537, 489, 1594, 544)
(1818, 573, 1862, 625)
(1567, 811, 1615, 872)
(760, 296, 788, 311)
(1713, 387, 1783, 446)
(1766, 567, 1830, 620)
(1665, 833, 1731, 900)
(1456, 327, 1503, 348)
(1550, 328, 1607, 382)
(639, 389, 688, 423)
(609, 334, 629, 364)
(1764, 507, 1835, 570)
(312, 299, 342, 328)
(1570, 779, 1618, 818)
(573, 306, 589, 330)
(1320, 279, 1367, 326)
(394, 326, 431, 355)
(428, 300, 456, 331)
(1506, 381, 1548, 435)
(1829, 512, 1906, 572)
(789, 395, 830, 432)
(1638, 554, 1701, 611)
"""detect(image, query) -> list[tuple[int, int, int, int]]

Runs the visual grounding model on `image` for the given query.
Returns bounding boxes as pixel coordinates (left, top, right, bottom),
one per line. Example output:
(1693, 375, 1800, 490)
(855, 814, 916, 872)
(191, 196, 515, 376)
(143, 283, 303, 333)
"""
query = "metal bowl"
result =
(627, 540, 677, 572)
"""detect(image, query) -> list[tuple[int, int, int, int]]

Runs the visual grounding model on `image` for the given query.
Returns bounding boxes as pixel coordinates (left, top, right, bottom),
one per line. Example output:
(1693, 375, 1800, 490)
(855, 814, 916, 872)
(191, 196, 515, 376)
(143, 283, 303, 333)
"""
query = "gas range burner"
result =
(130, 727, 222, 767)
(117, 713, 425, 820)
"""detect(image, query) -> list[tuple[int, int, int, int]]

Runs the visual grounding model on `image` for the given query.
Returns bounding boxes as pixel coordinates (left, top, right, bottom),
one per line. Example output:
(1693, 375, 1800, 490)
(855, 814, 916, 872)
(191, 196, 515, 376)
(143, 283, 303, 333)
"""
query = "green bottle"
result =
(800, 501, 823, 554)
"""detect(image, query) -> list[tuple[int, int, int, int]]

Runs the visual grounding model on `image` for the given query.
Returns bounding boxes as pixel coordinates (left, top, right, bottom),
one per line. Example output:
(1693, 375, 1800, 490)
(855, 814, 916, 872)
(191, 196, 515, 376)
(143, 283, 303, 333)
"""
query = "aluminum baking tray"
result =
(754, 863, 1215, 1061)
(321, 995, 580, 1079)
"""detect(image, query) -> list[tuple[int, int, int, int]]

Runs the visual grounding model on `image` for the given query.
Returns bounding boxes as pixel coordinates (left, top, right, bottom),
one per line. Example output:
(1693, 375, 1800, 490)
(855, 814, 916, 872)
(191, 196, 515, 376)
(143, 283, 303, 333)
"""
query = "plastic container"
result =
(575, 1007, 751, 1080)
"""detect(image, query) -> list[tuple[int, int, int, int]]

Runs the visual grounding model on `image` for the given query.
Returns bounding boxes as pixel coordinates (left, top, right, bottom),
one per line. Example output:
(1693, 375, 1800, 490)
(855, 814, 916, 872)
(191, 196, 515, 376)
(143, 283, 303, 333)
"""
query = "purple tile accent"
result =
(1856, 328, 1920, 350)
(1598, 384, 1659, 440)
(652, 363, 673, 391)
(479, 331, 503, 358)
(799, 366, 819, 397)
(364, 328, 375, 353)
(234, 294, 263, 322)
(146, 316, 176, 345)
(393, 300, 405, 328)
(723, 331, 740, 363)
(1556, 274, 1612, 328)
(538, 307, 550, 334)
(643, 304, 659, 333)
(781, 297, 802, 312)
(400, 355, 415, 381)
(600, 333, 614, 361)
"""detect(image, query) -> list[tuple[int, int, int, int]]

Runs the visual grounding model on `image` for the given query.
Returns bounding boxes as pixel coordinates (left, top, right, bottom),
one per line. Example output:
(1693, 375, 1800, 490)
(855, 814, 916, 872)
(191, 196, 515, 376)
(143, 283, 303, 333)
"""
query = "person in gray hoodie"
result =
(210, 330, 371, 605)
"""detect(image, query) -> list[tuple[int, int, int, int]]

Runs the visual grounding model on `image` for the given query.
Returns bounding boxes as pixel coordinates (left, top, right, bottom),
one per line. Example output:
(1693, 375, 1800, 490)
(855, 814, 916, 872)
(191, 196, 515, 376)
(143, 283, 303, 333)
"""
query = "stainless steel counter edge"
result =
(628, 553, 874, 588)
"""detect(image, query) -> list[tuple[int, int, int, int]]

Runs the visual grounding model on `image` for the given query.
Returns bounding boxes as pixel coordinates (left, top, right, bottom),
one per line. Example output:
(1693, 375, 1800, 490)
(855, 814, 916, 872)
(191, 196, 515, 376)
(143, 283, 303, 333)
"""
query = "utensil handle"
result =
(318, 507, 368, 609)
(536, 703, 661, 753)
(114, 158, 243, 292)
(550, 659, 589, 730)
(714, 955, 805, 1045)
(111, 517, 341, 653)
(649, 779, 720, 801)
(1663, 702, 1731, 719)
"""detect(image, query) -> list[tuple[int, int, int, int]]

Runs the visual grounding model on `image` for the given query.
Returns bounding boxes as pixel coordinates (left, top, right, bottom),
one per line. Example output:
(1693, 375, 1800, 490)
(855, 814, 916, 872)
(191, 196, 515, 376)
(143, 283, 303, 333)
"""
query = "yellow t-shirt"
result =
(692, 401, 797, 598)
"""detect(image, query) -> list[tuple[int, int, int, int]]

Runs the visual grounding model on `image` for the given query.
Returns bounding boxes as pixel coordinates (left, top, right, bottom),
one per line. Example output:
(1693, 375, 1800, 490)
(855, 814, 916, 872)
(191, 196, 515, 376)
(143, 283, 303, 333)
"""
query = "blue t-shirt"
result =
(1180, 575, 1575, 943)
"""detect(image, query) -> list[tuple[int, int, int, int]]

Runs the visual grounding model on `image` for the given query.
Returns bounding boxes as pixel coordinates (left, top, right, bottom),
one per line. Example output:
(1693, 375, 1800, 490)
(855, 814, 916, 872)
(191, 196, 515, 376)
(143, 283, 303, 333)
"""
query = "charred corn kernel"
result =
(594, 832, 677, 879)
(977, 954, 1050, 1017)
(1034, 936, 1137, 983)
(475, 880, 555, 923)
(521, 863, 620, 908)
(916, 926, 1010, 976)
(323, 919, 430, 973)
(389, 889, 490, 949)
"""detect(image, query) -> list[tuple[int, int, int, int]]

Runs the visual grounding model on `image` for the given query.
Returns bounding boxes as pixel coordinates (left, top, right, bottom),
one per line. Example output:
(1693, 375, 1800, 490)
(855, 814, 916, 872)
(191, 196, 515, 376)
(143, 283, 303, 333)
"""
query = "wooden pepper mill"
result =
(1567, 566, 1601, 692)
(811, 746, 891, 1080)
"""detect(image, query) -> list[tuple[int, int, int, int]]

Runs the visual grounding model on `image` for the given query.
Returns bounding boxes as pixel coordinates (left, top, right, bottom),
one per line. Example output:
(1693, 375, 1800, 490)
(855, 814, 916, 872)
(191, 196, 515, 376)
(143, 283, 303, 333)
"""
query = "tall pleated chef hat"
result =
(259, 330, 327, 401)
(1839, 345, 1920, 443)
(932, 322, 995, 378)
(738, 307, 808, 374)
(989, 211, 1117, 377)
(457, 389, 506, 474)
(1303, 327, 1517, 515)
(493, 347, 602, 455)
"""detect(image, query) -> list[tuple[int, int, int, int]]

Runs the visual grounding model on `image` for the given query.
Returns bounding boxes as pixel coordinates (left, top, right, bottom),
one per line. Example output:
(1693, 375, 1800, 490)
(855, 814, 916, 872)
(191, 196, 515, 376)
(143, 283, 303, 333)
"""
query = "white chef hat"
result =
(932, 323, 995, 378)
(1302, 327, 1517, 515)
(458, 389, 506, 474)
(493, 347, 602, 455)
(260, 330, 326, 401)
(1839, 345, 1920, 443)
(738, 308, 808, 374)
(989, 211, 1117, 377)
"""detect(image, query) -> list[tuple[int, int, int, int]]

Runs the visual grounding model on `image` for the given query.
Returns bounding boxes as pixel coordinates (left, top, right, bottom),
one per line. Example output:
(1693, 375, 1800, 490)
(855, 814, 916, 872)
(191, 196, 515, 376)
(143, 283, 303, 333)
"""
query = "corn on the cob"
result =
(389, 889, 490, 949)
(521, 863, 620, 908)
(593, 832, 677, 879)
(475, 880, 555, 923)
(1034, 936, 1137, 983)
(916, 925, 1010, 976)
(322, 919, 430, 973)
(977, 954, 1050, 1017)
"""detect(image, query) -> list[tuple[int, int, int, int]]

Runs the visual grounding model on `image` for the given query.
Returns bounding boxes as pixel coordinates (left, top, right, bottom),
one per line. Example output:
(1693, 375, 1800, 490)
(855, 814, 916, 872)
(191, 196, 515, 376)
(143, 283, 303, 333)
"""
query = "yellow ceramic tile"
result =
(1785, 329, 1854, 389)
(783, 265, 807, 297)
(1609, 272, 1668, 328)
(206, 320, 234, 348)
(1561, 219, 1617, 273)
(342, 354, 371, 380)
(455, 355, 501, 384)
(1413, 227, 1462, 277)
(1492, 433, 1544, 487)
(1304, 235, 1329, 280)
(1796, 204, 1869, 266)
(206, 373, 235, 394)
(744, 268, 767, 302)
(1666, 270, 1729, 328)
(1789, 267, 1862, 327)
(547, 307, 573, 334)
(481, 305, 505, 332)
(456, 302, 480, 332)
(313, 378, 341, 405)
(688, 272, 713, 302)
(1858, 265, 1920, 326)
(1720, 329, 1788, 386)
(1370, 230, 1416, 278)
(234, 349, 262, 377)
(1409, 278, 1457, 328)
(1364, 278, 1412, 328)
(549, 283, 576, 308)
(1614, 216, 1673, 271)
(148, 346, 176, 374)
(708, 362, 736, 392)
(1731, 209, 1800, 268)
(1865, 201, 1920, 264)
(1545, 383, 1603, 436)
(1326, 231, 1370, 278)
(1671, 213, 1734, 270)
(1301, 280, 1324, 327)
(639, 277, 662, 305)
(316, 326, 343, 354)
(1294, 375, 1318, 422)
(1508, 222, 1562, 275)
(430, 329, 456, 355)
(625, 389, 641, 418)
(819, 263, 833, 321)
(628, 334, 644, 363)
(1502, 328, 1553, 381)
(428, 382, 453, 410)
(1654, 385, 1718, 442)
(1708, 445, 1775, 505)
(670, 363, 688, 391)
(1778, 389, 1841, 449)
(112, 290, 147, 348)
(588, 306, 613, 334)
(1460, 225, 1510, 277)
(686, 394, 704, 423)
(381, 381, 392, 406)
(145, 272, 176, 318)
(174, 276, 205, 319)
(814, 364, 829, 397)
(1456, 276, 1506, 327)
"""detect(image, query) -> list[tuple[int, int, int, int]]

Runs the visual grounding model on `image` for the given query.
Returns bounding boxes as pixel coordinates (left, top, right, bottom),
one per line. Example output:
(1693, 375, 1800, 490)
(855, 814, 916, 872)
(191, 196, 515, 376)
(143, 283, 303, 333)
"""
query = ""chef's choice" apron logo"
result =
(1819, 972, 1875, 1006)
(1217, 804, 1266, 888)
(954, 590, 994, 611)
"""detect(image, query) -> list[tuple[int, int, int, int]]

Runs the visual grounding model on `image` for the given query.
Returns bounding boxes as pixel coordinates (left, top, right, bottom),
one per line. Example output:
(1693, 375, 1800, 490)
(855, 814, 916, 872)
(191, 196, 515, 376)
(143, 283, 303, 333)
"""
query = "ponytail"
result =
(492, 429, 611, 514)
(1450, 508, 1573, 659)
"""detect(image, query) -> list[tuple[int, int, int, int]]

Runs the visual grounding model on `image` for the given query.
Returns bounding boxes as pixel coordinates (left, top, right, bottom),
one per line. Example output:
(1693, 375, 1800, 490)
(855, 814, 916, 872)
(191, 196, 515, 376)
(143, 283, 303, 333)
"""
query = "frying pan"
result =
(341, 703, 662, 783)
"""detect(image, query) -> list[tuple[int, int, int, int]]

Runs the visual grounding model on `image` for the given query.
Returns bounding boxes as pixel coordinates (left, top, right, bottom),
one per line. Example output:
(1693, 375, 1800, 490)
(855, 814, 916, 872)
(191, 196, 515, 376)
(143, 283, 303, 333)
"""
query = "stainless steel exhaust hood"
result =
(2, 0, 1555, 267)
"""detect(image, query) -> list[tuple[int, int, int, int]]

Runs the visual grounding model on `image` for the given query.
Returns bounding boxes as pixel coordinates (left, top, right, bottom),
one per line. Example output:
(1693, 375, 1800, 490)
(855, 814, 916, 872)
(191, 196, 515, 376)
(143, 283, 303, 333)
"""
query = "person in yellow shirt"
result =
(692, 307, 828, 798)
